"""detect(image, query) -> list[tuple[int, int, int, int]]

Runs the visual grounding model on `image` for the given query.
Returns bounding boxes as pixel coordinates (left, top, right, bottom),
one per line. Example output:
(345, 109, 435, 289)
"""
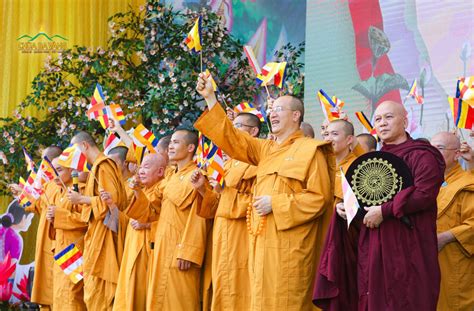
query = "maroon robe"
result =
(358, 136, 445, 310)
(314, 136, 445, 311)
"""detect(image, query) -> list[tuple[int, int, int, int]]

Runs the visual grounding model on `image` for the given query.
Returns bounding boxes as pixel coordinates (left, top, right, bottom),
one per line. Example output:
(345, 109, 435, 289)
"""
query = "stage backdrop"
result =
(0, 0, 144, 263)
(304, 0, 474, 138)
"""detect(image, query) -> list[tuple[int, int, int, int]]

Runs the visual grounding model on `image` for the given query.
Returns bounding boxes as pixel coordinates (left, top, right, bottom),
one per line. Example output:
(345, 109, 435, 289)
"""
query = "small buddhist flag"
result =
(206, 142, 225, 187)
(256, 62, 287, 88)
(57, 144, 90, 172)
(318, 89, 344, 122)
(407, 79, 424, 104)
(355, 111, 378, 138)
(104, 133, 124, 156)
(457, 76, 474, 101)
(54, 243, 84, 284)
(448, 97, 474, 130)
(87, 84, 110, 129)
(132, 144, 147, 166)
(37, 156, 59, 184)
(341, 168, 360, 227)
(243, 45, 262, 75)
(108, 103, 126, 125)
(22, 147, 35, 172)
(132, 124, 158, 154)
(184, 16, 202, 53)
(233, 102, 265, 122)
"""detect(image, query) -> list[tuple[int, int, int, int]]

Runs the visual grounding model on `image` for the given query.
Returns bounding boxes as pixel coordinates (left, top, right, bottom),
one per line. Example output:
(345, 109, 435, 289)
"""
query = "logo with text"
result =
(17, 32, 68, 53)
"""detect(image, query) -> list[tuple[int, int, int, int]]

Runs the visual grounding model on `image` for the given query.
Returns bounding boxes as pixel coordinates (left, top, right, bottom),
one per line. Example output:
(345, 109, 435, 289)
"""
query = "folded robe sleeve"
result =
(272, 149, 332, 231)
(449, 190, 474, 256)
(177, 194, 209, 266)
(54, 206, 88, 231)
(81, 161, 124, 222)
(382, 151, 442, 219)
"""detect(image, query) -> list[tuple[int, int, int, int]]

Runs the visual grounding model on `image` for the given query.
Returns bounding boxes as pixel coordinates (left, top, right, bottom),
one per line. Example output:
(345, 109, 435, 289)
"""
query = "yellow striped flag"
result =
(256, 62, 287, 88)
(54, 243, 84, 284)
(184, 16, 202, 53)
(448, 97, 474, 130)
(57, 144, 90, 172)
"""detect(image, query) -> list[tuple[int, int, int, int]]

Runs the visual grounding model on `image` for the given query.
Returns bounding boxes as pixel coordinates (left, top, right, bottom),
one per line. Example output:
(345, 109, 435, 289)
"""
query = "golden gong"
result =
(350, 158, 402, 206)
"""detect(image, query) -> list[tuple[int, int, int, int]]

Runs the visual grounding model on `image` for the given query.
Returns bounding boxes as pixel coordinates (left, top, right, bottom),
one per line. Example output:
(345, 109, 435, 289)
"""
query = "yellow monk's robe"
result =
(334, 147, 364, 203)
(80, 153, 127, 311)
(26, 181, 59, 308)
(113, 181, 161, 311)
(195, 104, 336, 311)
(436, 163, 474, 311)
(198, 159, 257, 310)
(51, 183, 87, 310)
(129, 161, 210, 310)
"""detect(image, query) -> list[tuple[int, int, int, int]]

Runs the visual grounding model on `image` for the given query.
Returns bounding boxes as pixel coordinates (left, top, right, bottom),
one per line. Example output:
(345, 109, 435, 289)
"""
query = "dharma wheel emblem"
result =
(350, 158, 402, 206)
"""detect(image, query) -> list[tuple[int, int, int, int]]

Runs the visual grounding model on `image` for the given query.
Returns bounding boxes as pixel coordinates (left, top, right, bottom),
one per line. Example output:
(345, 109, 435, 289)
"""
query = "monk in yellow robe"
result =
(191, 112, 261, 310)
(126, 129, 209, 310)
(66, 131, 127, 311)
(325, 119, 365, 216)
(196, 74, 335, 310)
(112, 153, 167, 311)
(107, 145, 134, 204)
(9, 145, 63, 310)
(431, 132, 474, 311)
(45, 158, 87, 310)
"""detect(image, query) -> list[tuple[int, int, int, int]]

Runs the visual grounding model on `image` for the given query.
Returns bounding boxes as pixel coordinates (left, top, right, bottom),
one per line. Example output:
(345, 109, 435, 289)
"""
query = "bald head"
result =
(284, 95, 305, 125)
(357, 133, 377, 152)
(431, 132, 461, 172)
(108, 146, 128, 164)
(431, 132, 460, 149)
(300, 122, 315, 138)
(374, 101, 407, 117)
(157, 135, 171, 153)
(41, 145, 62, 160)
(373, 101, 408, 144)
(138, 153, 167, 186)
(329, 119, 354, 136)
(71, 131, 97, 147)
(234, 112, 261, 137)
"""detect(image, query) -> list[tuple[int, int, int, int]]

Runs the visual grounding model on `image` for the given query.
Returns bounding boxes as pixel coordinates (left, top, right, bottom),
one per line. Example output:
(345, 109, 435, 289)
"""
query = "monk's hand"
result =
(226, 107, 237, 121)
(67, 189, 83, 205)
(196, 72, 218, 108)
(253, 195, 272, 216)
(336, 202, 347, 220)
(130, 219, 149, 230)
(128, 176, 143, 191)
(459, 142, 473, 162)
(100, 190, 117, 210)
(8, 183, 22, 197)
(46, 205, 56, 222)
(177, 258, 192, 271)
(190, 169, 208, 196)
(437, 231, 455, 252)
(209, 178, 223, 194)
(363, 206, 383, 229)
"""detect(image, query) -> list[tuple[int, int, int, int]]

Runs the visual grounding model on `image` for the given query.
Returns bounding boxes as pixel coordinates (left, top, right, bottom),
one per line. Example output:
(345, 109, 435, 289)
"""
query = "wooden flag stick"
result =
(264, 85, 271, 98)
(200, 52, 203, 74)
(87, 169, 104, 191)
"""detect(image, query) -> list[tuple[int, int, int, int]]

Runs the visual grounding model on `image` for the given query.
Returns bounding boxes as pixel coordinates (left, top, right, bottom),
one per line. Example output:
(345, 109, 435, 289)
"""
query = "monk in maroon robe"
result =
(314, 101, 445, 311)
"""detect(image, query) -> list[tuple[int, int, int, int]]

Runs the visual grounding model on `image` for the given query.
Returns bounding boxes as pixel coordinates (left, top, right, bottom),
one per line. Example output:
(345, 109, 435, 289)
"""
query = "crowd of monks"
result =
(7, 73, 474, 311)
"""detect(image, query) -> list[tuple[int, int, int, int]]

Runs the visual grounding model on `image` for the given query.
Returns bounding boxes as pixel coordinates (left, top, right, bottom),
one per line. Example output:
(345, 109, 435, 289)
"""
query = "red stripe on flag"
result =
(59, 251, 82, 270)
